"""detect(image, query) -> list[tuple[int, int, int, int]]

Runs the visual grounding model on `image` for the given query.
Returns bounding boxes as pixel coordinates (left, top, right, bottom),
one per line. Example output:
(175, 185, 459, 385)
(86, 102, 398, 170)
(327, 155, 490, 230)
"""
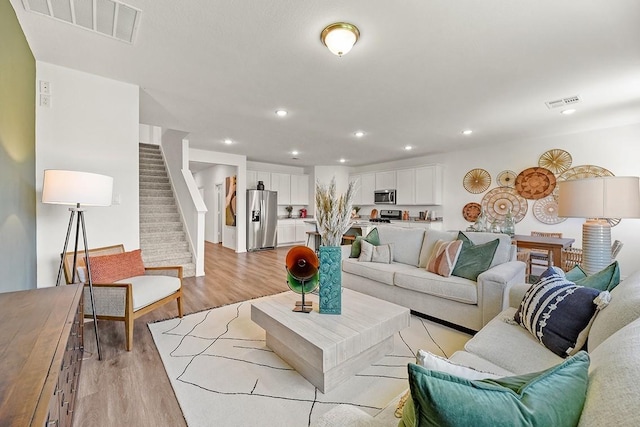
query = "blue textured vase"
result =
(319, 246, 341, 314)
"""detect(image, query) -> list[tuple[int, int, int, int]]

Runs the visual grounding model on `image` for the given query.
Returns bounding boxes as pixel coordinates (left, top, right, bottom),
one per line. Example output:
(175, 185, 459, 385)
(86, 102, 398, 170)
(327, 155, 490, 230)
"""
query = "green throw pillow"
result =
(565, 265, 588, 282)
(574, 261, 620, 292)
(402, 351, 590, 427)
(451, 232, 499, 281)
(350, 227, 380, 258)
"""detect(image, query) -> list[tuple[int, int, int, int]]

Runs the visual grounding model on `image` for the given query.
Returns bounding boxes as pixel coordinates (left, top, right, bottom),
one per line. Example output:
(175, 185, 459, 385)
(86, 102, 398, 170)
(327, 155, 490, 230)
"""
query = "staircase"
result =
(139, 143, 196, 277)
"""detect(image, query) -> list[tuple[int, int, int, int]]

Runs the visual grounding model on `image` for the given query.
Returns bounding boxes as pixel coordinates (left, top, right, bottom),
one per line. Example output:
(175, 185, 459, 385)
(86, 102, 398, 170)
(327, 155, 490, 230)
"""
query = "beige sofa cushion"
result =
(117, 275, 181, 311)
(376, 226, 425, 267)
(418, 230, 457, 268)
(394, 269, 477, 304)
(342, 258, 414, 286)
(463, 307, 564, 374)
(588, 269, 640, 351)
(579, 317, 640, 427)
(449, 351, 515, 377)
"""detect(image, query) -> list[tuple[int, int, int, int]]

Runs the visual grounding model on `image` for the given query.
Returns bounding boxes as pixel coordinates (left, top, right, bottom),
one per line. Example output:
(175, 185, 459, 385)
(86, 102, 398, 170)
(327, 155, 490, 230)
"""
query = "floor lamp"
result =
(558, 176, 640, 275)
(42, 170, 114, 361)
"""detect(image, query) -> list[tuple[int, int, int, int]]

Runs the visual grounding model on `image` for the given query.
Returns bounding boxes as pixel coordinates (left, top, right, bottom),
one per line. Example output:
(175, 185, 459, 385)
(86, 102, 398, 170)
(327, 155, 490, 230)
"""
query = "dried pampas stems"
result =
(315, 177, 357, 247)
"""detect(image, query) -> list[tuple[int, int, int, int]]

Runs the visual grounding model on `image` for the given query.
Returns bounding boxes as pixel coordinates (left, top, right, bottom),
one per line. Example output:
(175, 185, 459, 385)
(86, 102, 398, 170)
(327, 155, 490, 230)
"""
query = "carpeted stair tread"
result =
(139, 143, 195, 277)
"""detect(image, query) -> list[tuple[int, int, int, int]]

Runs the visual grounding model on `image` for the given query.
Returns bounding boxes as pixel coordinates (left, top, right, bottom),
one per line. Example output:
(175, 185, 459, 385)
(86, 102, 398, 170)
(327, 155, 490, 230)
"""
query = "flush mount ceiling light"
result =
(321, 22, 360, 57)
(275, 110, 288, 117)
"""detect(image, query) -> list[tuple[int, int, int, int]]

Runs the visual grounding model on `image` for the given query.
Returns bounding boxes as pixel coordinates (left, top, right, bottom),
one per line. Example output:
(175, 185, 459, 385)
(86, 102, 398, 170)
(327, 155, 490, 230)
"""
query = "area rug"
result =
(149, 293, 471, 426)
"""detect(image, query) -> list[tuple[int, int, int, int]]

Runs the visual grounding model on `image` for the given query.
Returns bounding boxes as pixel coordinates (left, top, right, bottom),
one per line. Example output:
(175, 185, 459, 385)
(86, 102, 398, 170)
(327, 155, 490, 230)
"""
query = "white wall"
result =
(309, 166, 351, 216)
(349, 123, 640, 278)
(190, 148, 247, 252)
(194, 164, 237, 244)
(139, 124, 161, 145)
(35, 62, 139, 286)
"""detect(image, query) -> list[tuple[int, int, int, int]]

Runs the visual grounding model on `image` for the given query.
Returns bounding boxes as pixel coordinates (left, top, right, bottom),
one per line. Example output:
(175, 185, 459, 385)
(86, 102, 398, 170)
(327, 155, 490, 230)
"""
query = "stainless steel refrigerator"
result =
(247, 189, 278, 251)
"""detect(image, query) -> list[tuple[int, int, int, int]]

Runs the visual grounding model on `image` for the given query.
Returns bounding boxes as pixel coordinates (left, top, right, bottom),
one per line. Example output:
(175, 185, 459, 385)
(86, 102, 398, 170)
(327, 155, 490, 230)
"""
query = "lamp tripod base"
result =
(292, 289, 313, 313)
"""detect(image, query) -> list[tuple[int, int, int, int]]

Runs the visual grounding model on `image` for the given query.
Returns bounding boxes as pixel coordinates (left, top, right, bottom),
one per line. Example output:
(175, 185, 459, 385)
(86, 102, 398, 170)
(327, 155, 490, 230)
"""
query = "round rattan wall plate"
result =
(463, 168, 491, 194)
(538, 149, 572, 174)
(481, 187, 528, 223)
(515, 167, 556, 200)
(497, 170, 517, 187)
(533, 195, 566, 225)
(462, 202, 482, 222)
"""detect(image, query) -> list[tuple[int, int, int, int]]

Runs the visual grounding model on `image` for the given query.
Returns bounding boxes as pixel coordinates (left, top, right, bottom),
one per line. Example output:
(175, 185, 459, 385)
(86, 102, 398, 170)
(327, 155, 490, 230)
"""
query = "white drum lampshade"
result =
(558, 176, 640, 274)
(42, 170, 113, 206)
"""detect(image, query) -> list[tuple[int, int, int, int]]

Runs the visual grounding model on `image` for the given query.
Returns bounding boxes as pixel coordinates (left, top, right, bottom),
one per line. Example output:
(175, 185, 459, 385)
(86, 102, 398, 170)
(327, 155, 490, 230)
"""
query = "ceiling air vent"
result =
(21, 0, 141, 44)
(545, 95, 581, 110)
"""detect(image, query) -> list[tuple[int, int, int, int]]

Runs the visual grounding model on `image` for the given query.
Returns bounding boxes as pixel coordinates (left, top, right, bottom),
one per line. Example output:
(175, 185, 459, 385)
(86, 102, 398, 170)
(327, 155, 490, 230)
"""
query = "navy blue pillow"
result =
(514, 267, 605, 357)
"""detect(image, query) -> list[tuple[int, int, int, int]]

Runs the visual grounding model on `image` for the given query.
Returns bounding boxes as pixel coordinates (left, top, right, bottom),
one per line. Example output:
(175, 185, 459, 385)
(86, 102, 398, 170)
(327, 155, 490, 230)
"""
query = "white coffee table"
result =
(251, 288, 410, 393)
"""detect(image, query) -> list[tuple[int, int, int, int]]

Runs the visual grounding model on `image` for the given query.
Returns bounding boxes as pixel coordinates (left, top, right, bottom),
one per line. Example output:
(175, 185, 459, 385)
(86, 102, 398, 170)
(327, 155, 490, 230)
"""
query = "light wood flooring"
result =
(73, 242, 291, 427)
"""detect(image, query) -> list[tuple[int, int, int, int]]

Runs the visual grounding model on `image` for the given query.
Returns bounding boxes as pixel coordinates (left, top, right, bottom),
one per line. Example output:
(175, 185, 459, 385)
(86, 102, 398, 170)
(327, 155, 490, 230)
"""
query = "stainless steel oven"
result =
(374, 189, 396, 205)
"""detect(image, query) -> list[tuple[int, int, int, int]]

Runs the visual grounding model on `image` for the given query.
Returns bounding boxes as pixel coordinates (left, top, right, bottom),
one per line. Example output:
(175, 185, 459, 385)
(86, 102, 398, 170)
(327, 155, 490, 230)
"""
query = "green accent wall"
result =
(0, 0, 37, 292)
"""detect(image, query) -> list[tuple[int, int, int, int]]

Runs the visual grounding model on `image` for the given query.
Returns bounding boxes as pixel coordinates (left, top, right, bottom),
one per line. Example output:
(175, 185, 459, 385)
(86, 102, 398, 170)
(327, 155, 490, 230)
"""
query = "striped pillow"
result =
(88, 249, 146, 283)
(514, 267, 610, 357)
(426, 240, 463, 277)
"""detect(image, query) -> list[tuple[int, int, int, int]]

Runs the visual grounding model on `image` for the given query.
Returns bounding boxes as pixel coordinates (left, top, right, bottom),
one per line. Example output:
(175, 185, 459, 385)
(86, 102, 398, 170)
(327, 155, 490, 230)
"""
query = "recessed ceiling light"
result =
(354, 131, 365, 138)
(462, 129, 473, 135)
(223, 139, 233, 145)
(339, 158, 346, 163)
(275, 110, 288, 117)
(291, 150, 299, 156)
(561, 109, 576, 115)
(404, 145, 412, 151)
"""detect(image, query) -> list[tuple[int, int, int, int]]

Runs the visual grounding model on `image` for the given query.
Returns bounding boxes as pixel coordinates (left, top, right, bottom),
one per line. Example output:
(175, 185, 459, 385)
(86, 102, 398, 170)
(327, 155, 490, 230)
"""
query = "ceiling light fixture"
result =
(321, 22, 360, 57)
(292, 150, 299, 156)
(223, 139, 233, 145)
(339, 158, 346, 163)
(462, 130, 473, 135)
(275, 110, 288, 117)
(561, 109, 576, 115)
(404, 145, 413, 151)
(354, 131, 365, 138)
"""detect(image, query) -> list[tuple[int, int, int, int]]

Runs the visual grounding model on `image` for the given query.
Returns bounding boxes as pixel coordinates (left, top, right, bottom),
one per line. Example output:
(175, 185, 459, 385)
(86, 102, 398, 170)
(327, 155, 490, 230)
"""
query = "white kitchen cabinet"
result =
(295, 220, 307, 242)
(247, 171, 271, 190)
(271, 173, 291, 205)
(349, 174, 362, 205)
(290, 174, 309, 205)
(361, 173, 376, 205)
(277, 220, 296, 246)
(375, 170, 396, 190)
(396, 168, 416, 205)
(415, 165, 443, 205)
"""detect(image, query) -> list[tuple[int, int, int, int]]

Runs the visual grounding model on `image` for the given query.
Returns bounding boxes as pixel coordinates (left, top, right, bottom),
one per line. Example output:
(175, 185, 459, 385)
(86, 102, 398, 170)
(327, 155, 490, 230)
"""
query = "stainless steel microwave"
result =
(374, 189, 396, 204)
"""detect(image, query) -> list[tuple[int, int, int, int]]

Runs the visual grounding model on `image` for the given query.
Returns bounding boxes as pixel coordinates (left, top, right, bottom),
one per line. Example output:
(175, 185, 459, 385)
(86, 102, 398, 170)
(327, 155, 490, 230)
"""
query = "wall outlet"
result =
(40, 94, 51, 108)
(39, 80, 50, 94)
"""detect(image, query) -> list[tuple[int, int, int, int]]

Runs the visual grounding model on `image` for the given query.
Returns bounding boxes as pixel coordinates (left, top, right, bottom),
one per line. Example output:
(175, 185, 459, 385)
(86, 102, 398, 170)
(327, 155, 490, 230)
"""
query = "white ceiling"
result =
(12, 0, 640, 167)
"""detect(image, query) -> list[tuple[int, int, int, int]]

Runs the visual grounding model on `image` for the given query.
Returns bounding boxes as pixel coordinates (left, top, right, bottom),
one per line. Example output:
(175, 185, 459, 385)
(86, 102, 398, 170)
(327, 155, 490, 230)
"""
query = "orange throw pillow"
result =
(427, 240, 463, 277)
(88, 249, 145, 283)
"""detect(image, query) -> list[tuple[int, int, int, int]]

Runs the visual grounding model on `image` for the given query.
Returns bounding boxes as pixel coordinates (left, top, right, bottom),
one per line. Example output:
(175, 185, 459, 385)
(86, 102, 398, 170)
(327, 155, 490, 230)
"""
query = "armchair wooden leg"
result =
(177, 296, 184, 318)
(125, 318, 133, 351)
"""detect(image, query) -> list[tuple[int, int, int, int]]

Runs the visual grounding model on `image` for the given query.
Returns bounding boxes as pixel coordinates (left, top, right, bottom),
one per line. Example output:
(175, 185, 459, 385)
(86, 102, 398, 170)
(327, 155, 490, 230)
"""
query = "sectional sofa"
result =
(341, 226, 526, 331)
(314, 268, 640, 427)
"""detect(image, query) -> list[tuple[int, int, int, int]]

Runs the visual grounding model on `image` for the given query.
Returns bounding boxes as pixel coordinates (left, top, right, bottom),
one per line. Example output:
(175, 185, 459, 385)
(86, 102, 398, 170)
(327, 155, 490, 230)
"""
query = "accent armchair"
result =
(63, 244, 183, 351)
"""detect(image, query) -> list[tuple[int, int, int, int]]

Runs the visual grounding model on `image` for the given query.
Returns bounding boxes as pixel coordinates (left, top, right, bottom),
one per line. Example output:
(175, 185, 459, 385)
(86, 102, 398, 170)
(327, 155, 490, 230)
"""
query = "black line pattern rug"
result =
(149, 294, 470, 426)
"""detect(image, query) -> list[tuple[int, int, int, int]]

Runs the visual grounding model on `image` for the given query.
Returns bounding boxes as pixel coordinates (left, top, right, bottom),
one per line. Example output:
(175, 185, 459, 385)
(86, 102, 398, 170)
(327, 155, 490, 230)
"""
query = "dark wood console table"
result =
(0, 284, 84, 426)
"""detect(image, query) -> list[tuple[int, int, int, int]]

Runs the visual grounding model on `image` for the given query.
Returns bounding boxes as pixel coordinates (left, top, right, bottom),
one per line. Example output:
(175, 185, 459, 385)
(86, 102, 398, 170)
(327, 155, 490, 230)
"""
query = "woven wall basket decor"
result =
(463, 168, 491, 194)
(481, 187, 528, 223)
(515, 167, 556, 200)
(462, 202, 482, 222)
(538, 149, 572, 174)
(497, 170, 517, 188)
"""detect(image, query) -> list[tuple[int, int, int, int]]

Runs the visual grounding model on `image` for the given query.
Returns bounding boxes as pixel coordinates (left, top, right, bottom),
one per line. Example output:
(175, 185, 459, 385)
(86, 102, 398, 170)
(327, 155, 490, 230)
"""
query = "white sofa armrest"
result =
(508, 283, 532, 309)
(477, 260, 526, 326)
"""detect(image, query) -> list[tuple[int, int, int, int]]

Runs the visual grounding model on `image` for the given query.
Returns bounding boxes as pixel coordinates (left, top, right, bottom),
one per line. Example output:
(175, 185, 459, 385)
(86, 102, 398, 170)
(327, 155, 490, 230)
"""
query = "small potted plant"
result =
(353, 206, 361, 218)
(285, 205, 293, 218)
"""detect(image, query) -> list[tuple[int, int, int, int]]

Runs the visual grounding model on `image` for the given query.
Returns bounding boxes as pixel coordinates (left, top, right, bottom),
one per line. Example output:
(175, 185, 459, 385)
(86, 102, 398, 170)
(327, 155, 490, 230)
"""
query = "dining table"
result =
(512, 234, 576, 267)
